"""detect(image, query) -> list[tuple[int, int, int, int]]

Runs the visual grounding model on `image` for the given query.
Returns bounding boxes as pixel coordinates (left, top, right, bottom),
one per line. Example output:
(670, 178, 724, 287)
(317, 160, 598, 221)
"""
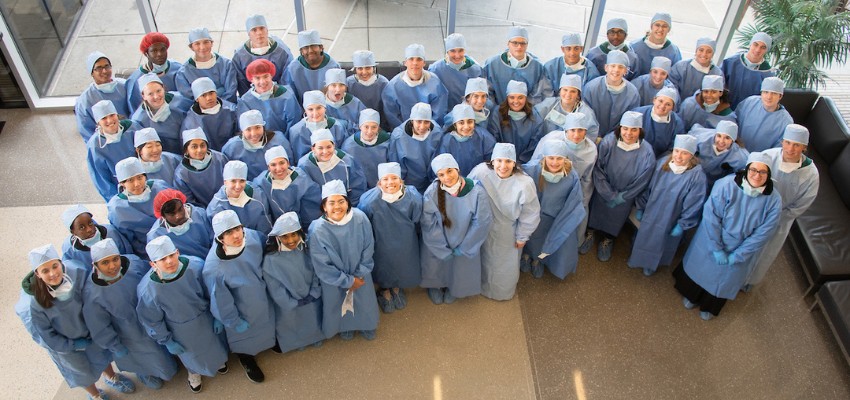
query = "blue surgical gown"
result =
(629, 38, 682, 77)
(631, 75, 676, 107)
(437, 126, 497, 176)
(483, 52, 553, 105)
(428, 56, 487, 111)
(488, 109, 545, 163)
(381, 71, 449, 129)
(126, 61, 183, 112)
(543, 56, 601, 92)
(75, 80, 131, 142)
(357, 185, 423, 288)
(734, 96, 793, 152)
(86, 120, 143, 201)
(678, 93, 737, 131)
(261, 246, 324, 353)
(387, 120, 444, 193)
(308, 209, 380, 337)
(232, 36, 294, 96)
(173, 151, 229, 208)
(632, 104, 685, 157)
(534, 97, 600, 141)
(253, 168, 322, 231)
(297, 150, 367, 206)
(283, 54, 340, 104)
(588, 134, 655, 237)
(628, 160, 706, 272)
(585, 43, 641, 80)
(131, 93, 190, 155)
(17, 262, 112, 388)
(341, 130, 391, 188)
(683, 173, 781, 299)
(206, 183, 273, 235)
(82, 255, 177, 380)
(582, 76, 641, 137)
(203, 229, 276, 355)
(142, 152, 182, 187)
(287, 117, 349, 161)
(420, 178, 494, 297)
(136, 255, 229, 376)
(693, 135, 749, 192)
(146, 203, 214, 260)
(347, 74, 391, 131)
(61, 223, 133, 268)
(107, 179, 172, 258)
(222, 131, 294, 180)
(175, 54, 239, 103)
(326, 94, 367, 134)
(521, 164, 585, 279)
(236, 84, 303, 135)
(721, 53, 776, 109)
(181, 99, 239, 152)
(668, 59, 722, 103)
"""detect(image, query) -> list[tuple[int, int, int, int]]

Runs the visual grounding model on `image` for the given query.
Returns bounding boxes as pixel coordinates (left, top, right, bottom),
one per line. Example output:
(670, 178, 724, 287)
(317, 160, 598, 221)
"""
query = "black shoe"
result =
(217, 362, 229, 375)
(240, 357, 265, 383)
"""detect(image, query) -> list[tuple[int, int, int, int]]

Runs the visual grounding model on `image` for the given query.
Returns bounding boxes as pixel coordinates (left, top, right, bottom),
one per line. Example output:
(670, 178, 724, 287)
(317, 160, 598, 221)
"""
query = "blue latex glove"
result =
(235, 319, 250, 333)
(451, 248, 463, 257)
(213, 319, 224, 335)
(165, 339, 185, 355)
(608, 192, 626, 208)
(73, 338, 91, 351)
(113, 344, 129, 358)
(635, 210, 644, 221)
(670, 224, 683, 237)
(726, 251, 738, 265)
(713, 251, 728, 265)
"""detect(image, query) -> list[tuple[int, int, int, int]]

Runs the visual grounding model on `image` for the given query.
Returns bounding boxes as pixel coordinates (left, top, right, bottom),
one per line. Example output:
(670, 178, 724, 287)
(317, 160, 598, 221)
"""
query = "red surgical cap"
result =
(140, 32, 170, 54)
(153, 189, 187, 219)
(246, 59, 276, 81)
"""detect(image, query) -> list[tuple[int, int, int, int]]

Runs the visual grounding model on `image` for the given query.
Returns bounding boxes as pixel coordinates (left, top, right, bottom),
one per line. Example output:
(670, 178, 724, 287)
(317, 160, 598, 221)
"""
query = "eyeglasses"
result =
(747, 168, 769, 176)
(508, 41, 528, 46)
(93, 65, 112, 73)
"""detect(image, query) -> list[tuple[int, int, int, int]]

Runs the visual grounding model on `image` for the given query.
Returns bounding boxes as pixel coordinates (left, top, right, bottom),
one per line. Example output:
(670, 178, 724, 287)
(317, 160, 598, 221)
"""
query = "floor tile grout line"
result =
(327, 0, 360, 55)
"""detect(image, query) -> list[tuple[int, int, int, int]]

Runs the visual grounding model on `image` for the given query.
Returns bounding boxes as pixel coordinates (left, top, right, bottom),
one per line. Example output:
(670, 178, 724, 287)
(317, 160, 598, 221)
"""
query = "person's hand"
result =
(670, 224, 684, 237)
(165, 339, 185, 355)
(113, 344, 129, 358)
(635, 210, 643, 221)
(235, 319, 250, 333)
(213, 319, 224, 334)
(713, 251, 728, 265)
(452, 248, 463, 257)
(73, 338, 91, 351)
(515, 241, 526, 249)
(727, 251, 739, 265)
(350, 277, 366, 291)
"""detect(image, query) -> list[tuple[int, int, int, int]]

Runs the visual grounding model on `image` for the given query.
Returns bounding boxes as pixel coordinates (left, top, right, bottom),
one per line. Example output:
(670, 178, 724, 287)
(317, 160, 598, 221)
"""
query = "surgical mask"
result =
(565, 140, 583, 150)
(99, 125, 125, 147)
(157, 262, 184, 281)
(201, 103, 221, 115)
(713, 145, 728, 156)
(412, 130, 430, 141)
(150, 62, 168, 74)
(251, 45, 270, 54)
(306, 119, 327, 132)
(617, 139, 641, 152)
(651, 111, 670, 123)
(222, 241, 246, 256)
(242, 136, 264, 151)
(126, 185, 152, 203)
(146, 103, 172, 122)
(166, 207, 193, 235)
(329, 210, 354, 226)
(194, 55, 217, 69)
(96, 81, 118, 93)
(48, 274, 75, 301)
(228, 190, 251, 207)
(141, 158, 163, 173)
(251, 87, 273, 100)
(277, 237, 304, 252)
(741, 178, 765, 197)
(358, 75, 377, 86)
(743, 57, 762, 69)
(450, 131, 472, 142)
(189, 152, 212, 169)
(97, 268, 123, 282)
(690, 59, 710, 74)
(271, 173, 293, 190)
(360, 134, 378, 146)
(541, 169, 565, 183)
(508, 110, 527, 120)
(508, 54, 527, 68)
(564, 58, 586, 73)
(779, 160, 801, 173)
(644, 38, 665, 50)
(317, 154, 342, 173)
(668, 161, 687, 174)
(609, 42, 626, 51)
(447, 60, 464, 71)
(381, 188, 404, 203)
(545, 108, 567, 126)
(441, 179, 462, 195)
(327, 97, 345, 108)
(401, 72, 424, 87)
(606, 80, 627, 94)
(78, 228, 102, 248)
(703, 101, 719, 113)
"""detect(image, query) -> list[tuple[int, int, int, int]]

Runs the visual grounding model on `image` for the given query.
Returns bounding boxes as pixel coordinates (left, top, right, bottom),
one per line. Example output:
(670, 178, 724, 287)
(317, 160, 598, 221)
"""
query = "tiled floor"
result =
(0, 106, 848, 399)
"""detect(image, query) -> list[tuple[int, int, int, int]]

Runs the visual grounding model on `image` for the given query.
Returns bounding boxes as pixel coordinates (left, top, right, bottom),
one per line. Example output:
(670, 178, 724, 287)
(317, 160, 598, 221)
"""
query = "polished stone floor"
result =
(0, 107, 848, 399)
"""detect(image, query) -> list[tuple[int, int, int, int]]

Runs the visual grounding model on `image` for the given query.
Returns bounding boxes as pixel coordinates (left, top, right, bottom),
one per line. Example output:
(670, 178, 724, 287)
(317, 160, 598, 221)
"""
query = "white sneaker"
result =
(187, 373, 202, 393)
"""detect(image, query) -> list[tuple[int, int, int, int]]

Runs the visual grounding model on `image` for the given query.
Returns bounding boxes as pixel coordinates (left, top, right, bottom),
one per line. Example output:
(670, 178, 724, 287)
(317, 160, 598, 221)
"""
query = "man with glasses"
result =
(586, 18, 640, 80)
(75, 52, 131, 142)
(483, 26, 552, 106)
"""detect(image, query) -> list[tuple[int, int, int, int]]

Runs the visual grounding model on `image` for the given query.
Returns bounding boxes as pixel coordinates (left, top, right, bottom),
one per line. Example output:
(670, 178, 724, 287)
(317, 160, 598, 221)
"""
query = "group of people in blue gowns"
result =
(38, 11, 815, 398)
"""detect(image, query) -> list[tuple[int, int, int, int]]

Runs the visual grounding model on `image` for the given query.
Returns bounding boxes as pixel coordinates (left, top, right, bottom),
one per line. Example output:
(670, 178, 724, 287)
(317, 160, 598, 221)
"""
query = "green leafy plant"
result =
(735, 0, 850, 89)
